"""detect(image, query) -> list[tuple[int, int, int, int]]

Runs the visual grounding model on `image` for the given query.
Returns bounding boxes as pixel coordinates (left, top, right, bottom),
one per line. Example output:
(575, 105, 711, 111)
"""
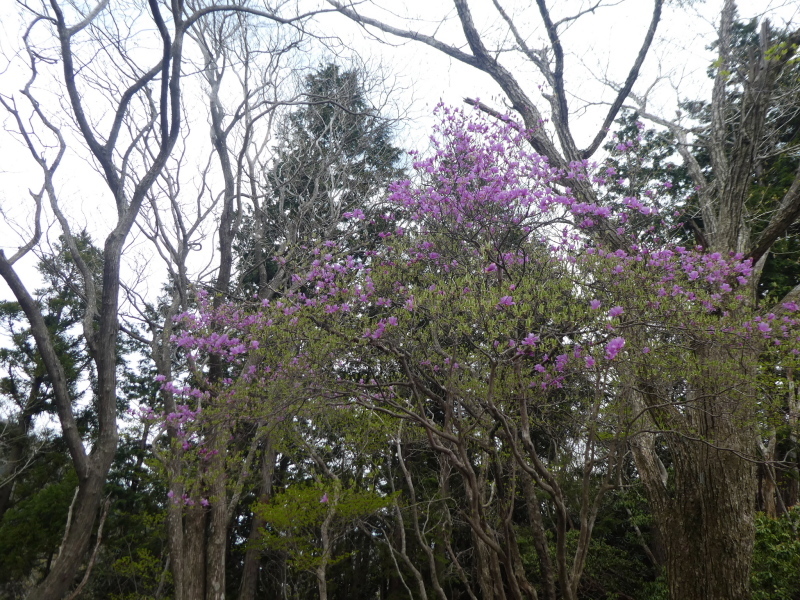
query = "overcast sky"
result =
(315, 0, 800, 148)
(0, 0, 798, 303)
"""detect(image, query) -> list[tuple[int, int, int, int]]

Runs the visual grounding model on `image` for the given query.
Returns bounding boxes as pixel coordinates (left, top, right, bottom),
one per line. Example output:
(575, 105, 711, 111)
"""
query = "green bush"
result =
(751, 506, 800, 600)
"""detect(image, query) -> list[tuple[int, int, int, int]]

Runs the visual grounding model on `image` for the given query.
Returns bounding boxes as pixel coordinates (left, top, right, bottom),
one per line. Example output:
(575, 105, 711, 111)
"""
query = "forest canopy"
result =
(1, 1, 799, 600)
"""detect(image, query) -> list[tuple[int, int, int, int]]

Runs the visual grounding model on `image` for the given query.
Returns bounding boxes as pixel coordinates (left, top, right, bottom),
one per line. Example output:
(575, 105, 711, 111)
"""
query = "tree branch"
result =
(581, 0, 663, 158)
(0, 252, 89, 478)
(749, 161, 800, 265)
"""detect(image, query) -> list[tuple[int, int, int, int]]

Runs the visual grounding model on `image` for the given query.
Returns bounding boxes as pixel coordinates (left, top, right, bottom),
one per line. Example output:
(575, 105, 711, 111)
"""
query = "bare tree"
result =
(326, 0, 662, 216)
(133, 18, 298, 597)
(0, 1, 317, 598)
(132, 11, 404, 596)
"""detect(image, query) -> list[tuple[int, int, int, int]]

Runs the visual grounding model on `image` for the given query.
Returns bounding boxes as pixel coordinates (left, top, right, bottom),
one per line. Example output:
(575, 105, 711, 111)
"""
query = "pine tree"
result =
(236, 63, 405, 295)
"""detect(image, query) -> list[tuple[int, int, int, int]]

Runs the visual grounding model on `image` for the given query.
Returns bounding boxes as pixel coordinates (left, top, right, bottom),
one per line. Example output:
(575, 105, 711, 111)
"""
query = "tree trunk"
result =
(206, 498, 227, 600)
(661, 441, 756, 600)
(472, 530, 497, 600)
(238, 442, 277, 600)
(184, 506, 207, 599)
(316, 498, 336, 600)
(631, 371, 757, 600)
(166, 487, 186, 600)
(521, 471, 557, 600)
(758, 430, 778, 517)
(206, 430, 228, 600)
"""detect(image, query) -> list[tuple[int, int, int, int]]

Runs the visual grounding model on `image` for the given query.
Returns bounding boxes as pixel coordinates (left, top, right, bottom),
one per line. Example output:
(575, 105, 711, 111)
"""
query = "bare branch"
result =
(581, 0, 664, 159)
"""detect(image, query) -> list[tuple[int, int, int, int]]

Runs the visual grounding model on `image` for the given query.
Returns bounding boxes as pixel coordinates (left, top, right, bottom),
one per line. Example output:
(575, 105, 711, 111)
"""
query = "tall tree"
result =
(236, 62, 405, 296)
(324, 2, 800, 598)
(620, 6, 800, 598)
(0, 1, 317, 598)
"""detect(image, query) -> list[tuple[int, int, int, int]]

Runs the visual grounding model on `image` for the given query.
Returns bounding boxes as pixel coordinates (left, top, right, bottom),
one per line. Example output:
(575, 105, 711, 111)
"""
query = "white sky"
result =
(0, 0, 798, 306)
(317, 0, 800, 147)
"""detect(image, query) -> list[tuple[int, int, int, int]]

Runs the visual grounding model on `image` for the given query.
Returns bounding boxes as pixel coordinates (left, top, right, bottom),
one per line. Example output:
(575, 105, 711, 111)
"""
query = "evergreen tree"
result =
(235, 63, 405, 295)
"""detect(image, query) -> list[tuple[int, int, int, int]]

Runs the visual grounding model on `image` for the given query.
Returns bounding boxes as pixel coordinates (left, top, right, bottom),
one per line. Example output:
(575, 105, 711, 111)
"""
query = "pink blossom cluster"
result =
(164, 104, 800, 418)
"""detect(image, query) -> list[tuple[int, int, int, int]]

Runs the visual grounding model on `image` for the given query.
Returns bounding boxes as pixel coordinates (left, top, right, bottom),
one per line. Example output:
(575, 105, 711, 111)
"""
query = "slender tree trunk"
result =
(166, 486, 186, 600)
(206, 430, 228, 600)
(206, 497, 227, 600)
(521, 471, 556, 600)
(487, 540, 509, 600)
(316, 498, 336, 600)
(238, 442, 277, 600)
(759, 430, 778, 517)
(184, 506, 207, 599)
(472, 530, 496, 600)
(506, 526, 537, 600)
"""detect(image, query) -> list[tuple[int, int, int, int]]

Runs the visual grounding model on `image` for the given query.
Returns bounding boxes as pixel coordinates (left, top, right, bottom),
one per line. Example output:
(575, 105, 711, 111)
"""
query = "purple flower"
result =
(320, 493, 329, 504)
(590, 299, 602, 310)
(484, 263, 498, 273)
(605, 337, 626, 360)
(608, 306, 624, 318)
(585, 356, 596, 368)
(496, 296, 515, 309)
(521, 333, 539, 347)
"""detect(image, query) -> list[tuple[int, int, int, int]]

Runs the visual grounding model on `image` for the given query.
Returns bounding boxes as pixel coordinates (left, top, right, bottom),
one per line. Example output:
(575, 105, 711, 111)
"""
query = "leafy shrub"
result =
(751, 506, 800, 600)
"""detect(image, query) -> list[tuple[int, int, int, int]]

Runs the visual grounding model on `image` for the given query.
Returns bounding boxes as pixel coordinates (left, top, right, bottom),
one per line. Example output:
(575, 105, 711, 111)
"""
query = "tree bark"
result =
(27, 472, 106, 600)
(184, 505, 208, 599)
(166, 484, 186, 600)
(206, 431, 228, 600)
(660, 442, 755, 600)
(630, 343, 758, 600)
(521, 471, 556, 600)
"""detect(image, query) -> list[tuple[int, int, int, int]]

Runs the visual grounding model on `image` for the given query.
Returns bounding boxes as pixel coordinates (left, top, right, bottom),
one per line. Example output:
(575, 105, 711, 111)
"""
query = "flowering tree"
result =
(170, 106, 800, 599)
(136, 48, 404, 598)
